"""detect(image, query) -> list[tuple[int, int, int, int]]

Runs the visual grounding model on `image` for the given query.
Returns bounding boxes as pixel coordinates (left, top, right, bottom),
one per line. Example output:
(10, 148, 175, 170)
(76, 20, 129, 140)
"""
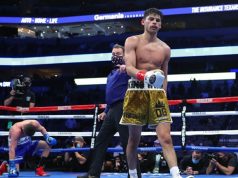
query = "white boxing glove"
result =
(144, 70, 165, 88)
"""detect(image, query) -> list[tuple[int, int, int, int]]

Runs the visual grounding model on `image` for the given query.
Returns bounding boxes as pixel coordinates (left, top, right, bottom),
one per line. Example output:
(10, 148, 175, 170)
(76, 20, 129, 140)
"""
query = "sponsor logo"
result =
(37, 115, 49, 119)
(123, 112, 141, 119)
(94, 13, 124, 21)
(58, 106, 72, 110)
(196, 98, 213, 103)
(16, 107, 29, 112)
(191, 112, 206, 115)
(224, 4, 238, 11)
(21, 18, 58, 24)
(58, 132, 72, 136)
(192, 4, 238, 13)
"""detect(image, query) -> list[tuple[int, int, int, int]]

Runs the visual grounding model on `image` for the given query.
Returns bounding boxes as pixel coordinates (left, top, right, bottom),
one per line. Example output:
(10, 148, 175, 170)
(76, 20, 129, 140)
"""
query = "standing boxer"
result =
(120, 8, 182, 178)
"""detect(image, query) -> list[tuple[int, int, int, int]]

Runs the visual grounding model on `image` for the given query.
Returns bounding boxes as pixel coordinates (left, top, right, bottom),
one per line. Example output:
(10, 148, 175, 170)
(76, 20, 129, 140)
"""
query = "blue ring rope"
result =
(1, 146, 238, 153)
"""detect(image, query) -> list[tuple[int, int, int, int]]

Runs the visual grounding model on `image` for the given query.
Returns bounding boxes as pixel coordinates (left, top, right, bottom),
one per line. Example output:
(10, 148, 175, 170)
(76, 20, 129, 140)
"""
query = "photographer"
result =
(206, 152, 238, 175)
(4, 76, 35, 108)
(64, 136, 88, 172)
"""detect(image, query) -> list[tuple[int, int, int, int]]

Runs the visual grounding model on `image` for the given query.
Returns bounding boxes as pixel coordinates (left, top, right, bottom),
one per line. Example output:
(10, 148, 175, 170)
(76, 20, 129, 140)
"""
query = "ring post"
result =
(90, 105, 98, 149)
(181, 105, 187, 151)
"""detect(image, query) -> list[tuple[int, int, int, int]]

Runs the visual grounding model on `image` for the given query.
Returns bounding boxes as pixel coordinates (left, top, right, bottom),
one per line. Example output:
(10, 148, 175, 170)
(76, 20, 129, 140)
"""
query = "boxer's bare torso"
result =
(9, 120, 46, 159)
(133, 34, 170, 71)
(125, 34, 170, 90)
(9, 120, 35, 139)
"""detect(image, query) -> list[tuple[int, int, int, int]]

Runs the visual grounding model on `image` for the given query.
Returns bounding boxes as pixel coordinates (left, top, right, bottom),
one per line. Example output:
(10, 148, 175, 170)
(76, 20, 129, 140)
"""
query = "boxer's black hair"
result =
(143, 8, 163, 20)
(23, 124, 36, 136)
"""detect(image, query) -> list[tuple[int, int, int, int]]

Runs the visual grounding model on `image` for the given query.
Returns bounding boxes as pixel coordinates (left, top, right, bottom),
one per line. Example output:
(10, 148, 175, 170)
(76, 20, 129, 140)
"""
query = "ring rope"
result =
(186, 96, 238, 104)
(0, 104, 101, 113)
(0, 130, 238, 136)
(0, 96, 237, 113)
(0, 111, 237, 120)
(0, 115, 94, 120)
(0, 96, 237, 157)
(1, 146, 238, 153)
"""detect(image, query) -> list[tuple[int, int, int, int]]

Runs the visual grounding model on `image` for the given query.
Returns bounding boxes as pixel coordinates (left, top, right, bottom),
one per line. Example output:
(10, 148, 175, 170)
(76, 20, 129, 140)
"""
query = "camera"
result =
(207, 153, 219, 160)
(11, 78, 26, 95)
(10, 76, 32, 96)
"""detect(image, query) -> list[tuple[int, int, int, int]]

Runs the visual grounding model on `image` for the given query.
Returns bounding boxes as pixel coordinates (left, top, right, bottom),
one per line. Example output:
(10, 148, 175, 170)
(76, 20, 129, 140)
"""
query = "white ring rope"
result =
(0, 115, 94, 119)
(0, 111, 237, 120)
(0, 130, 238, 136)
(185, 111, 238, 117)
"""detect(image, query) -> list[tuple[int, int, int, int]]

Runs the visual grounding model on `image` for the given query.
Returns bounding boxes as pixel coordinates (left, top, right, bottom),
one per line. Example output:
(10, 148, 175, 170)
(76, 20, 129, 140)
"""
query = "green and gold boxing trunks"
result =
(120, 79, 172, 126)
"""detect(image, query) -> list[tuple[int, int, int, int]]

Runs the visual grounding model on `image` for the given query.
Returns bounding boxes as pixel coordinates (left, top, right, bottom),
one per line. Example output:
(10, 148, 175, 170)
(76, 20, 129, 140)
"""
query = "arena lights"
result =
(74, 72, 236, 85)
(0, 72, 234, 88)
(172, 46, 238, 58)
(0, 4, 237, 24)
(168, 72, 236, 82)
(1, 46, 238, 66)
(74, 78, 107, 85)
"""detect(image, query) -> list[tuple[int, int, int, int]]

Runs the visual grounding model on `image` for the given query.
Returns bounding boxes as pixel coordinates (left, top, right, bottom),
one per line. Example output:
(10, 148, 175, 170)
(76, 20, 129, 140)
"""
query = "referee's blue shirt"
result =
(104, 69, 130, 113)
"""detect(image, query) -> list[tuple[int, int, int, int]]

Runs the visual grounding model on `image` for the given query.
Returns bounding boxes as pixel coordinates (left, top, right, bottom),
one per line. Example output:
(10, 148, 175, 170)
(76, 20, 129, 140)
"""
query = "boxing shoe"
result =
(172, 172, 182, 178)
(35, 166, 49, 176)
(77, 174, 99, 178)
(0, 161, 8, 175)
(186, 176, 194, 178)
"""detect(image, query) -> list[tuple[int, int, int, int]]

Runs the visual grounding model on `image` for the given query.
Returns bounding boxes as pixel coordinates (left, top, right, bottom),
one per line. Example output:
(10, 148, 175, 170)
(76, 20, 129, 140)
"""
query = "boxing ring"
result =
(1, 172, 238, 178)
(0, 96, 238, 178)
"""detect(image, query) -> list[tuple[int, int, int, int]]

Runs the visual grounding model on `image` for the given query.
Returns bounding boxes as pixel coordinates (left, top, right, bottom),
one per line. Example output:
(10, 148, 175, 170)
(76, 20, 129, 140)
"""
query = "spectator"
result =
(146, 139, 169, 173)
(64, 136, 88, 172)
(113, 155, 127, 173)
(180, 150, 208, 175)
(206, 152, 238, 175)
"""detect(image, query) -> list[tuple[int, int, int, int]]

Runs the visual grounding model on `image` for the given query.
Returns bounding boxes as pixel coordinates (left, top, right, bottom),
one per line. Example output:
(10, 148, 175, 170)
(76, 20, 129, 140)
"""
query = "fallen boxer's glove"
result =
(44, 133, 57, 146)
